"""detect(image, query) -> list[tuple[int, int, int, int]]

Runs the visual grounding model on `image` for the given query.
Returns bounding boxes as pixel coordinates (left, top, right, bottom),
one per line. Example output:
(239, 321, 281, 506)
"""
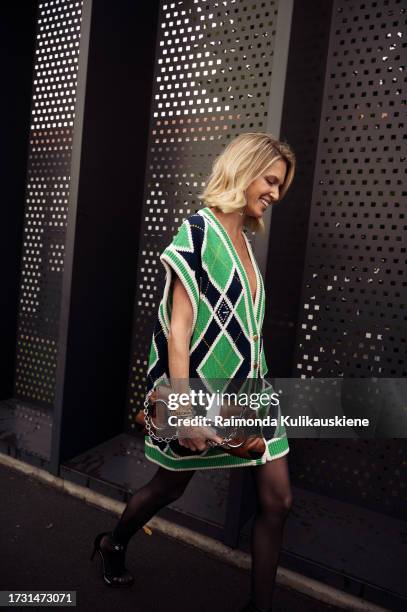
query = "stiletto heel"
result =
(90, 531, 134, 587)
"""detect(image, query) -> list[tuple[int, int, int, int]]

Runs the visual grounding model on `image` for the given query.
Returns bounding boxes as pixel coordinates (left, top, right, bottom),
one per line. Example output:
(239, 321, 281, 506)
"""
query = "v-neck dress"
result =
(142, 206, 289, 470)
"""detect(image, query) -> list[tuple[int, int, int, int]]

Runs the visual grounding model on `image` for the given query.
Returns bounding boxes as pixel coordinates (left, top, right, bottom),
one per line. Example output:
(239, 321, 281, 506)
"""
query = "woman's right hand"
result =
(177, 424, 224, 452)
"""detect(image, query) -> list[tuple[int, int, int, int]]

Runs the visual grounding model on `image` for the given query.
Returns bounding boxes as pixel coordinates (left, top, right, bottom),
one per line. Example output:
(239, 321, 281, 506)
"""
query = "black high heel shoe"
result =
(90, 531, 134, 587)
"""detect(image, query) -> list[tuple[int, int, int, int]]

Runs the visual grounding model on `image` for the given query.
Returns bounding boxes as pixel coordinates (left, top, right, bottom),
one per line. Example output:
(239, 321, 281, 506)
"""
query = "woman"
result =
(91, 133, 296, 612)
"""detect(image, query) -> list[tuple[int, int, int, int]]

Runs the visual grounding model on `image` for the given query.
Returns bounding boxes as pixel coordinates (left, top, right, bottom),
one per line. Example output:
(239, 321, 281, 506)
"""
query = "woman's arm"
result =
(168, 276, 222, 451)
(168, 275, 194, 393)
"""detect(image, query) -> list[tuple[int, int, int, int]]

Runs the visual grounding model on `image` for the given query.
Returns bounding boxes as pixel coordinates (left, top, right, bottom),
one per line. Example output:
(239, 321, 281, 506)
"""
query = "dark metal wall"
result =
(264, 0, 334, 377)
(0, 1, 38, 401)
(288, 0, 406, 519)
(55, 0, 160, 464)
(11, 0, 84, 408)
(0, 0, 161, 469)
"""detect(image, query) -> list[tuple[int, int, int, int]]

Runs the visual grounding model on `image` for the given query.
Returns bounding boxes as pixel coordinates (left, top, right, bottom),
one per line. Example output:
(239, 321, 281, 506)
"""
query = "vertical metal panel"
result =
(50, 0, 92, 473)
(294, 0, 406, 379)
(3, 0, 93, 471)
(0, 0, 38, 400)
(251, 0, 293, 273)
(262, 0, 334, 378)
(13, 0, 89, 410)
(54, 0, 160, 466)
(289, 0, 406, 517)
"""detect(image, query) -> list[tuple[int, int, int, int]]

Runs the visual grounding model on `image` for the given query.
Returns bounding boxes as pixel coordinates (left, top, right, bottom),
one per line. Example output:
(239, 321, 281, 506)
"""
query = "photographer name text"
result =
(170, 415, 370, 428)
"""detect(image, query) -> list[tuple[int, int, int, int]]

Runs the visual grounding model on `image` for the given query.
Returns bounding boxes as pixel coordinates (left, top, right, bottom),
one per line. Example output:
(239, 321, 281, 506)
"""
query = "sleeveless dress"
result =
(143, 206, 289, 470)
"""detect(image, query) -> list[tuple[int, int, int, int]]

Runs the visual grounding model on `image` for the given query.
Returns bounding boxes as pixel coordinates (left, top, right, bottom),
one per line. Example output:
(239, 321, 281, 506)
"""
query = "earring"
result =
(239, 192, 247, 216)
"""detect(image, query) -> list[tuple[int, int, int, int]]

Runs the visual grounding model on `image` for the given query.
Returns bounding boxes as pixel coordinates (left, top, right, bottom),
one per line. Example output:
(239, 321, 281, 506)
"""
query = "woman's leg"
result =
(248, 456, 293, 612)
(109, 466, 196, 548)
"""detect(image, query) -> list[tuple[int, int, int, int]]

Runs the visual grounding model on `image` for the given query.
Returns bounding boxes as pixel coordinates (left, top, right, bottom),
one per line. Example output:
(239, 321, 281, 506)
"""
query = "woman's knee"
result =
(259, 490, 293, 520)
(280, 491, 294, 516)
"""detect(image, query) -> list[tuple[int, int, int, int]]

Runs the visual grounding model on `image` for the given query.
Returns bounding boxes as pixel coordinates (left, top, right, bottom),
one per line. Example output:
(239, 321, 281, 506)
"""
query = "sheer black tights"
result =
(109, 459, 292, 612)
(249, 457, 293, 612)
(111, 467, 196, 547)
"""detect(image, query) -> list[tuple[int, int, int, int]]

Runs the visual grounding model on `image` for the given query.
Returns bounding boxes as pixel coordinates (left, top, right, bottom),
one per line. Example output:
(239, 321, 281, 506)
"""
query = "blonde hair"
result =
(197, 132, 296, 233)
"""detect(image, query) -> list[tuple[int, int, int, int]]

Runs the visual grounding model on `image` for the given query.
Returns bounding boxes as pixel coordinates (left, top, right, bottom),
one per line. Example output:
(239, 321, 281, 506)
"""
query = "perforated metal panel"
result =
(14, 0, 84, 406)
(126, 0, 283, 430)
(294, 0, 406, 379)
(290, 0, 406, 518)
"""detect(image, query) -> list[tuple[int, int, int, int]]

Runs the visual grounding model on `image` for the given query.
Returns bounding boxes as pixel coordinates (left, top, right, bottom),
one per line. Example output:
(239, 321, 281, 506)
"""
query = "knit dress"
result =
(143, 206, 289, 470)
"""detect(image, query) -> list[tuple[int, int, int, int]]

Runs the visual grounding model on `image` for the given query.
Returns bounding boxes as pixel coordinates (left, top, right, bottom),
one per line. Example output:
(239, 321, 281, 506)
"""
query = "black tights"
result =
(248, 458, 293, 611)
(111, 458, 292, 612)
(112, 467, 195, 546)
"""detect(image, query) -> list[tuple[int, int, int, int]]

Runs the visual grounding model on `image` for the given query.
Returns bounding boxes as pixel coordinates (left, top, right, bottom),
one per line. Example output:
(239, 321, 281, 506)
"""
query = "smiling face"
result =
(244, 158, 287, 218)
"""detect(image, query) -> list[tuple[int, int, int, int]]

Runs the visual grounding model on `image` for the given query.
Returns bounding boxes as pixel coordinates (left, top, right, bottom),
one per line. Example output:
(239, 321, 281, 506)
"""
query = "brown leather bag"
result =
(135, 385, 266, 460)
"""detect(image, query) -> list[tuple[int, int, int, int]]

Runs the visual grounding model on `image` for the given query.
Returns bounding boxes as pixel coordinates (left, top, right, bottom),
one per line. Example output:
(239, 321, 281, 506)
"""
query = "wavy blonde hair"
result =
(197, 132, 296, 233)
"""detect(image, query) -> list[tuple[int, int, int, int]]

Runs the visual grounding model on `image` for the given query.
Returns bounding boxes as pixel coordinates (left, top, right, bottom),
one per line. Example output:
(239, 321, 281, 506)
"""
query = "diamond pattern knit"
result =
(143, 206, 289, 470)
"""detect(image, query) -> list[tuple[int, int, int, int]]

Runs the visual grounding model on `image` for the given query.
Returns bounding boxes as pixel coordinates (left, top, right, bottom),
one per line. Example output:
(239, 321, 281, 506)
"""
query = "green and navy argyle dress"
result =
(143, 206, 289, 470)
